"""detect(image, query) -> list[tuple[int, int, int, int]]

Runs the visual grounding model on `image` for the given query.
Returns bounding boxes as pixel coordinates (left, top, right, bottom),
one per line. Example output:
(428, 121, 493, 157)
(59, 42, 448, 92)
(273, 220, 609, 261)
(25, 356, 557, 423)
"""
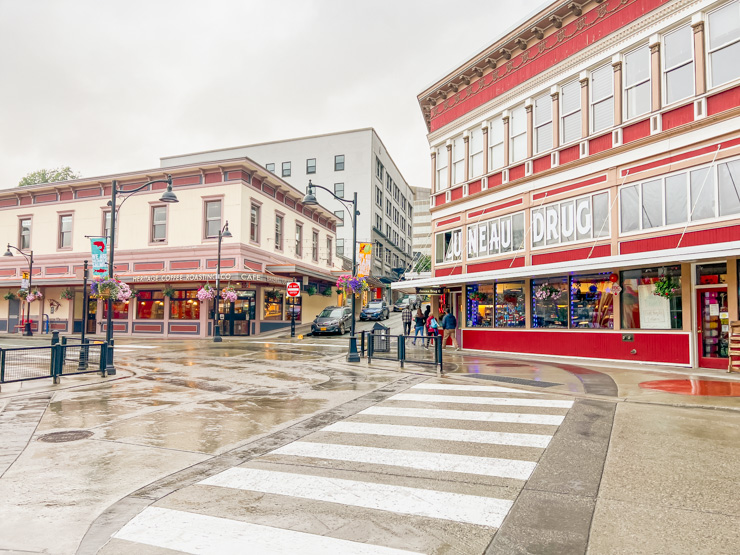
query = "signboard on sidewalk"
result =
(90, 237, 109, 278)
(357, 243, 372, 277)
(286, 282, 301, 297)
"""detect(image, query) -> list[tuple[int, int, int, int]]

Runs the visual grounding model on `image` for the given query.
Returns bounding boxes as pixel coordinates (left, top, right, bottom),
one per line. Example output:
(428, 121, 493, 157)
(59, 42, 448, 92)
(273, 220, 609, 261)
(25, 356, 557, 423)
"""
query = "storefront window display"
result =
(136, 290, 165, 319)
(532, 277, 569, 328)
(621, 266, 682, 329)
(169, 290, 200, 320)
(264, 289, 284, 320)
(466, 284, 494, 327)
(697, 262, 727, 284)
(570, 273, 615, 329)
(495, 282, 526, 327)
(102, 301, 129, 320)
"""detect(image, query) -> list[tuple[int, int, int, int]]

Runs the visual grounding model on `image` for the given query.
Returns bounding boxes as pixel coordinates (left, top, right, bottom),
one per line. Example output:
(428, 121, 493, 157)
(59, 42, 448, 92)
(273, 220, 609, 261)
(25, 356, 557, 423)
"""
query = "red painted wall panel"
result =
(133, 262, 165, 271)
(34, 193, 58, 203)
(436, 216, 461, 228)
(559, 145, 580, 164)
(533, 155, 551, 174)
(533, 175, 607, 201)
(76, 187, 101, 199)
(531, 244, 610, 265)
(589, 133, 613, 155)
(467, 257, 525, 273)
(170, 260, 199, 270)
(204, 172, 221, 184)
(170, 324, 198, 333)
(468, 198, 522, 218)
(450, 187, 463, 201)
(113, 263, 129, 272)
(707, 85, 740, 116)
(45, 266, 68, 275)
(173, 175, 201, 187)
(489, 172, 503, 188)
(0, 198, 18, 207)
(622, 119, 650, 144)
(207, 258, 235, 269)
(468, 180, 482, 195)
(621, 137, 740, 176)
(59, 191, 74, 201)
(20, 197, 32, 206)
(435, 193, 446, 207)
(620, 225, 740, 254)
(133, 324, 163, 333)
(509, 164, 525, 181)
(241, 170, 252, 183)
(462, 329, 690, 364)
(276, 192, 285, 203)
(0, 269, 15, 277)
(662, 104, 693, 130)
(434, 266, 463, 277)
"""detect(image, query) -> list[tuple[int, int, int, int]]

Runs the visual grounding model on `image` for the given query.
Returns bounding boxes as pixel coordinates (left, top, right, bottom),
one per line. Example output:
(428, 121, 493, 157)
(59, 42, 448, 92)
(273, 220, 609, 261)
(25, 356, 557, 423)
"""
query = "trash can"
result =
(372, 322, 390, 353)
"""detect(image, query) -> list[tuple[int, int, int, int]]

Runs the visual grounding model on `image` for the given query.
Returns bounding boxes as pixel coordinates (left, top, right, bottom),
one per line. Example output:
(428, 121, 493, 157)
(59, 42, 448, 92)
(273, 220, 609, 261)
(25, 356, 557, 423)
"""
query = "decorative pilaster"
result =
(692, 18, 706, 95)
(502, 114, 510, 168)
(482, 125, 489, 174)
(525, 102, 534, 160)
(612, 56, 623, 127)
(650, 35, 661, 112)
(579, 72, 589, 139)
(550, 87, 560, 149)
(463, 133, 470, 182)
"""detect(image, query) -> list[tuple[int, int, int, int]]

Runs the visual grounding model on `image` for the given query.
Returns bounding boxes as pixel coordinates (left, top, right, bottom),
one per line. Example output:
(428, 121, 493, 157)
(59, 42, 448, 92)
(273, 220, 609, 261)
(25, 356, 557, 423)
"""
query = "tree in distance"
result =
(18, 166, 81, 187)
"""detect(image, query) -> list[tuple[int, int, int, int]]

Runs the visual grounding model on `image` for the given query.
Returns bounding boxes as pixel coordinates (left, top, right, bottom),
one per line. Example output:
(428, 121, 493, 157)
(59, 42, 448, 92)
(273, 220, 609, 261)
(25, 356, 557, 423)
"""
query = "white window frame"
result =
(466, 210, 527, 260)
(662, 24, 695, 107)
(488, 116, 505, 171)
(509, 105, 527, 164)
(435, 145, 448, 191)
(534, 93, 553, 154)
(469, 127, 484, 178)
(622, 45, 651, 122)
(560, 80, 582, 145)
(590, 64, 614, 133)
(531, 191, 611, 250)
(707, 0, 740, 89)
(452, 135, 465, 184)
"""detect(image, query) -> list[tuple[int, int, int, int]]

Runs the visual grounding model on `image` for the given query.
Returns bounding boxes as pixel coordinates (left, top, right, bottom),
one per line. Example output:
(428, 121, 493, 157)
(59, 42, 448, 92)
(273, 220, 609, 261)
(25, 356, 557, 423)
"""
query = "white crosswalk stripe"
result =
(111, 380, 574, 554)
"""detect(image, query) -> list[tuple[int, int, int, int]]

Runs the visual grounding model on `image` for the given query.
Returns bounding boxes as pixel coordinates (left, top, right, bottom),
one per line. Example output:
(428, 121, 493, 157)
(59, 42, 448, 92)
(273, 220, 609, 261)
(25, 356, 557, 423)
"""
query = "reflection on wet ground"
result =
(639, 379, 740, 396)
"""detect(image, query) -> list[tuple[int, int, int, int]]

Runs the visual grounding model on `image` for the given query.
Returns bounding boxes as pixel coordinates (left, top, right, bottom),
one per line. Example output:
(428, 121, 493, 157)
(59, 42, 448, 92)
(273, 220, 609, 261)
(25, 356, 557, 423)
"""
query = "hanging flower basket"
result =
(336, 274, 368, 295)
(91, 277, 124, 301)
(25, 289, 43, 303)
(197, 284, 216, 301)
(322, 287, 333, 297)
(534, 283, 563, 301)
(4, 291, 17, 301)
(221, 285, 238, 303)
(117, 282, 132, 301)
(305, 285, 318, 296)
(469, 291, 489, 303)
(653, 276, 680, 299)
(162, 284, 176, 298)
(16, 289, 28, 301)
(60, 288, 75, 300)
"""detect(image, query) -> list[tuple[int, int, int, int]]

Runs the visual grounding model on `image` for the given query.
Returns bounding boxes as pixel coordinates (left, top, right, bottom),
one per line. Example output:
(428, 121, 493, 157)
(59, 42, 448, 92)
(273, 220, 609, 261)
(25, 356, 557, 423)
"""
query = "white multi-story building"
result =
(161, 128, 414, 295)
(411, 186, 432, 266)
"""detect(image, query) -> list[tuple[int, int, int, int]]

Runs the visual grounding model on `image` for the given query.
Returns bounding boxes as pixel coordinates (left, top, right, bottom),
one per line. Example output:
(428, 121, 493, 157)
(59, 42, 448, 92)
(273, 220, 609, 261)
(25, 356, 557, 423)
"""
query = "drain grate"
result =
(38, 430, 94, 443)
(463, 374, 561, 388)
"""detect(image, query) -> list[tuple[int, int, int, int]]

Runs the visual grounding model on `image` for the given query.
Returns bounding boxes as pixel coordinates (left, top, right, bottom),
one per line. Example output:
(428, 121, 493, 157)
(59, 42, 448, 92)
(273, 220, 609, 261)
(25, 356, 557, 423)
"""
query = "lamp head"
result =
(222, 221, 232, 238)
(158, 182, 179, 203)
(3, 244, 12, 257)
(303, 180, 318, 206)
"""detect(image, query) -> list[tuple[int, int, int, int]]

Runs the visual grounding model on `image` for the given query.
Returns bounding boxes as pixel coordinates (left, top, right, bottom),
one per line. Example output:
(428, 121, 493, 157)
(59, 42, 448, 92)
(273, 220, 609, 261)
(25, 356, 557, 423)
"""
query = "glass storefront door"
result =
(215, 291, 256, 336)
(697, 287, 729, 369)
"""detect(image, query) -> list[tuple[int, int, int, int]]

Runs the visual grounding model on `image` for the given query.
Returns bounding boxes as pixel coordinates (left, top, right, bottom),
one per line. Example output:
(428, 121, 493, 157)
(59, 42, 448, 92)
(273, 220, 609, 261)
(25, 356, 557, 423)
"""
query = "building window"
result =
(275, 214, 283, 250)
(570, 273, 615, 329)
(151, 207, 166, 243)
(385, 248, 391, 264)
(312, 231, 319, 261)
(469, 127, 484, 178)
(334, 210, 344, 226)
(489, 117, 505, 170)
(531, 191, 610, 248)
(466, 282, 526, 328)
(560, 80, 582, 145)
(19, 218, 31, 250)
(509, 105, 527, 164)
(375, 186, 382, 206)
(335, 154, 345, 171)
(169, 290, 200, 320)
(306, 158, 316, 174)
(532, 276, 569, 328)
(376, 157, 384, 181)
(534, 94, 553, 154)
(282, 162, 291, 177)
(336, 238, 344, 256)
(102, 301, 129, 320)
(466, 211, 526, 258)
(435, 228, 462, 264)
(436, 145, 448, 190)
(663, 25, 694, 105)
(591, 65, 614, 132)
(326, 237, 332, 266)
(386, 199, 391, 217)
(136, 290, 164, 319)
(385, 223, 392, 239)
(708, 1, 740, 88)
(264, 290, 284, 321)
(58, 214, 73, 248)
(452, 135, 465, 184)
(334, 183, 344, 198)
(624, 45, 651, 121)
(386, 174, 392, 192)
(393, 184, 400, 202)
(266, 163, 275, 173)
(295, 224, 303, 257)
(204, 200, 222, 238)
(250, 204, 260, 242)
(375, 214, 382, 230)
(621, 266, 682, 329)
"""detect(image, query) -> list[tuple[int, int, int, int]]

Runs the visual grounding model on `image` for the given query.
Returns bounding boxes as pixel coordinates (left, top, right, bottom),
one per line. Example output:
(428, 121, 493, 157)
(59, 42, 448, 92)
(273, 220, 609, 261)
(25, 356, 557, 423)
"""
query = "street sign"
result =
(21, 272, 29, 290)
(90, 237, 109, 278)
(286, 282, 301, 297)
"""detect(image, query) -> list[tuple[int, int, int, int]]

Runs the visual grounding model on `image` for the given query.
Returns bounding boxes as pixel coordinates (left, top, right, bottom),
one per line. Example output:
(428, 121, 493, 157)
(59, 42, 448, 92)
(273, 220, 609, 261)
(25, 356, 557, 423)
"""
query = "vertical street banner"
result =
(357, 242, 372, 277)
(90, 237, 109, 278)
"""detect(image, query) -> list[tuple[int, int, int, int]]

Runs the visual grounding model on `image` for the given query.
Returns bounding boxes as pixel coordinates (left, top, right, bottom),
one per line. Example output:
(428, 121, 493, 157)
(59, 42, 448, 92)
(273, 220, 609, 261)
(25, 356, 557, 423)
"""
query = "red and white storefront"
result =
(397, 0, 740, 368)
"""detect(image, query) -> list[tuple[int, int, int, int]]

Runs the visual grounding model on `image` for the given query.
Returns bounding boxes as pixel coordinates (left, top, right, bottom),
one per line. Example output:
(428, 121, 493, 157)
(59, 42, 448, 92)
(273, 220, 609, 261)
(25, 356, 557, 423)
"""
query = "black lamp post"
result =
(4, 244, 34, 336)
(212, 221, 232, 342)
(104, 175, 178, 376)
(303, 180, 360, 363)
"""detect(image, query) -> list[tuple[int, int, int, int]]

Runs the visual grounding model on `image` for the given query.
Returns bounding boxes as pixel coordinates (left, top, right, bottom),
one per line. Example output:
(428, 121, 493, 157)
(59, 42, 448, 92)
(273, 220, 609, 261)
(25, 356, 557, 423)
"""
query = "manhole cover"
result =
(38, 430, 94, 443)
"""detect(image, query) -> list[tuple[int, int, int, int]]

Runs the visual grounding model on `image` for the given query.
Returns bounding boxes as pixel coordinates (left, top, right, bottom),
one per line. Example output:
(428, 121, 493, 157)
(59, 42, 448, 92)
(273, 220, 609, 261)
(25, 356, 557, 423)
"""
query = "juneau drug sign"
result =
(531, 191, 610, 248)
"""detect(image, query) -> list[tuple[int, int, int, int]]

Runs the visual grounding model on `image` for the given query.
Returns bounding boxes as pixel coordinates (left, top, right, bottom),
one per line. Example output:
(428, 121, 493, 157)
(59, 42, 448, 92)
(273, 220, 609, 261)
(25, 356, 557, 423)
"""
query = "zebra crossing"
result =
(109, 380, 574, 554)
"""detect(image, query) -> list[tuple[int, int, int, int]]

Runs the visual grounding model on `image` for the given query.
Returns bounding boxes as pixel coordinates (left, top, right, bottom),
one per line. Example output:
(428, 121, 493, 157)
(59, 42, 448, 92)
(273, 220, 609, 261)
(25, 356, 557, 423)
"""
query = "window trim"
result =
(149, 204, 168, 245)
(274, 211, 285, 251)
(451, 135, 465, 185)
(661, 23, 695, 108)
(333, 209, 345, 226)
(706, 0, 740, 89)
(326, 236, 333, 266)
(306, 158, 316, 174)
(311, 229, 319, 262)
(590, 63, 614, 133)
(488, 116, 505, 171)
(281, 161, 291, 177)
(266, 163, 275, 173)
(249, 201, 262, 244)
(334, 154, 345, 171)
(57, 211, 75, 251)
(18, 215, 32, 251)
(435, 145, 449, 191)
(468, 126, 484, 179)
(334, 182, 345, 198)
(622, 44, 652, 123)
(559, 79, 582, 146)
(530, 190, 611, 251)
(295, 222, 303, 258)
(509, 104, 527, 164)
(533, 93, 553, 154)
(202, 196, 224, 240)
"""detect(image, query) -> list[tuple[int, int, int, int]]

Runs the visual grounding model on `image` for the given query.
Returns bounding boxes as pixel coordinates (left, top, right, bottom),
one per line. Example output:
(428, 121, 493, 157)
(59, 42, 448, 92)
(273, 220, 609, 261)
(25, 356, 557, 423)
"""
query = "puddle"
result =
(639, 379, 740, 396)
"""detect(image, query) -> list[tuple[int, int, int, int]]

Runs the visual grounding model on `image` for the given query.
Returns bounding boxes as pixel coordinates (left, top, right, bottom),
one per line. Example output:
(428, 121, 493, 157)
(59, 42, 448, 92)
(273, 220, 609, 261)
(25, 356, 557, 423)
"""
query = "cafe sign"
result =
(130, 272, 291, 285)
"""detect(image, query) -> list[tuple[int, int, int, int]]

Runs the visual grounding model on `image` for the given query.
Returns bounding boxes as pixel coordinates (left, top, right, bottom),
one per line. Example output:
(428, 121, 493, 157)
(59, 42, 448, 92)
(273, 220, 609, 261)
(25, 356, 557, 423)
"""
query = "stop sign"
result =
(286, 282, 301, 297)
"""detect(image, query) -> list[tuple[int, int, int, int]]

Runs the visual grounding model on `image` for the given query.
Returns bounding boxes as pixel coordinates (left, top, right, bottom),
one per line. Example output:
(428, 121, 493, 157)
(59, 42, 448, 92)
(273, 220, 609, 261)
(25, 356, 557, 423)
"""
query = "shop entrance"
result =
(696, 287, 729, 369)
(217, 291, 255, 336)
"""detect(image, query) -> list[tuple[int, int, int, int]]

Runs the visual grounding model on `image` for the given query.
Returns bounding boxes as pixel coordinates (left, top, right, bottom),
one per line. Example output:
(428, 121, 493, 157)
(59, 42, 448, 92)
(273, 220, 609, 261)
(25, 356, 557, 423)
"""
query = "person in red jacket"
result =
(425, 312, 439, 348)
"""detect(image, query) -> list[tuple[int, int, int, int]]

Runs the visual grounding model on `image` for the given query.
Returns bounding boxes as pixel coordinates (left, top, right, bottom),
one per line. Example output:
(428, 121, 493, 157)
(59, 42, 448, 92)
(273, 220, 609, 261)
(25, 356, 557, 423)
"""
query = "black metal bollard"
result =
(51, 330, 60, 345)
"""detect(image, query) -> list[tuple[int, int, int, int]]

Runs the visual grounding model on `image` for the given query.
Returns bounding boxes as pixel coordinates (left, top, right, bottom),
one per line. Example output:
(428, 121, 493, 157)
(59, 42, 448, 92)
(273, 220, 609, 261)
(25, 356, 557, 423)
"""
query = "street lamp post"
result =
(212, 221, 232, 342)
(302, 180, 360, 363)
(3, 244, 34, 336)
(104, 175, 178, 376)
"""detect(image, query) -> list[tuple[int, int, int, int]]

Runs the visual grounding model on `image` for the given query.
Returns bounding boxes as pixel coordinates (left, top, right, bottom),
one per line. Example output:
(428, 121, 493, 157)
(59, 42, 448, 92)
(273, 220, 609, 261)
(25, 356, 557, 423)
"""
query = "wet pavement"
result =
(0, 323, 739, 554)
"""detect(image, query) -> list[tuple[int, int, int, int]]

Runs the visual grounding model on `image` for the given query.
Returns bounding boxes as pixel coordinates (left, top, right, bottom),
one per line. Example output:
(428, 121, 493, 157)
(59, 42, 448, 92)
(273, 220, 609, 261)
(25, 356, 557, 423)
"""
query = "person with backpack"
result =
(425, 311, 439, 348)
(412, 308, 426, 345)
(441, 308, 460, 350)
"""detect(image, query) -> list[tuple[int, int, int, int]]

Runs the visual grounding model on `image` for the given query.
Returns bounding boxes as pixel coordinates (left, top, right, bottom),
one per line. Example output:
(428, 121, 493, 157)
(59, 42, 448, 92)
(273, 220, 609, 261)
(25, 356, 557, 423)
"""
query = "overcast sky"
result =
(0, 0, 542, 192)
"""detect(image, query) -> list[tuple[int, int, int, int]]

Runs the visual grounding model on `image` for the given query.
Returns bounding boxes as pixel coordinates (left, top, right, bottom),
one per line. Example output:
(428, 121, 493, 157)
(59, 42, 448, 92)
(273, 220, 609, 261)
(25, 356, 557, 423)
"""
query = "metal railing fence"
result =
(0, 340, 107, 387)
(367, 331, 443, 374)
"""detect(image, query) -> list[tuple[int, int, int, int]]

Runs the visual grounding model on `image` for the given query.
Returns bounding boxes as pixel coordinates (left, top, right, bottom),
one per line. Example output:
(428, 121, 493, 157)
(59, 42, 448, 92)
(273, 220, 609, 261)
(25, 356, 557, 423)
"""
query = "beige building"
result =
(0, 157, 341, 338)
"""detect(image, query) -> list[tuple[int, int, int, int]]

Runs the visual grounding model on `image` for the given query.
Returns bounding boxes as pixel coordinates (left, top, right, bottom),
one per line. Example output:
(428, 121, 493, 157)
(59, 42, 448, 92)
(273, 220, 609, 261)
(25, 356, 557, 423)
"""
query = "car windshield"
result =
(318, 308, 344, 318)
(367, 302, 383, 308)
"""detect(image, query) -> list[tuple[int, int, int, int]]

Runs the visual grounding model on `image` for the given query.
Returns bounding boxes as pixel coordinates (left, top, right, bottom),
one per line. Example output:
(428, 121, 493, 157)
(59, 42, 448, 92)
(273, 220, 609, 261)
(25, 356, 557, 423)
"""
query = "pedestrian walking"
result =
(441, 309, 460, 350)
(425, 312, 439, 348)
(412, 308, 426, 345)
(401, 305, 412, 336)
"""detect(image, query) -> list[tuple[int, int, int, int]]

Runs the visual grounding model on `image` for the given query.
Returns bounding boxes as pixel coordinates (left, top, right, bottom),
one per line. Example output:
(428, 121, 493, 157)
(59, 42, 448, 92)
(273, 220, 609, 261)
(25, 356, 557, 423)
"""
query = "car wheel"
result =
(338, 323, 345, 335)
